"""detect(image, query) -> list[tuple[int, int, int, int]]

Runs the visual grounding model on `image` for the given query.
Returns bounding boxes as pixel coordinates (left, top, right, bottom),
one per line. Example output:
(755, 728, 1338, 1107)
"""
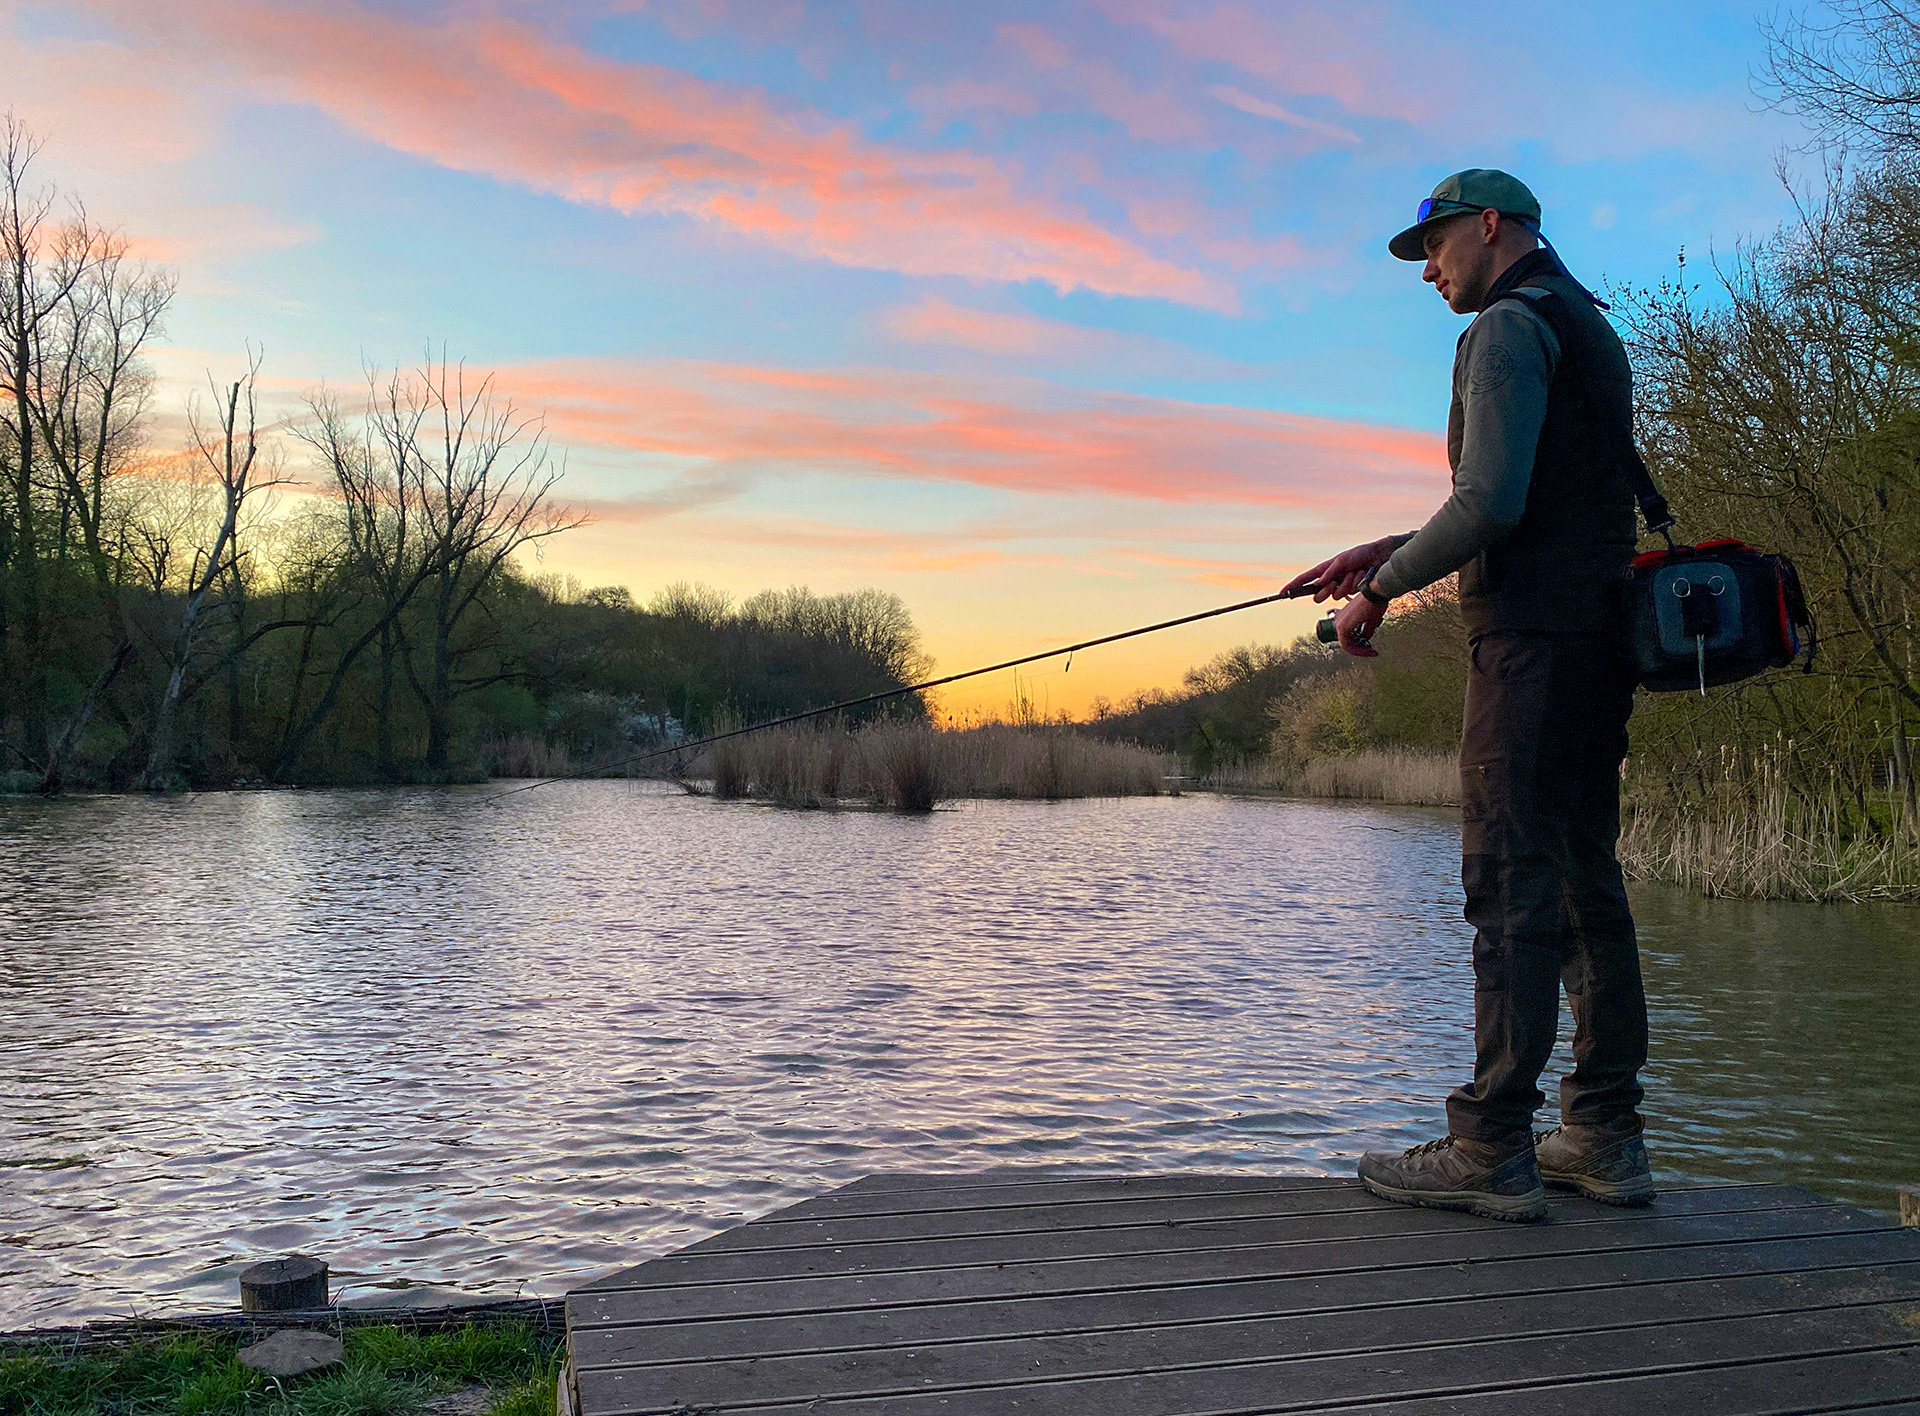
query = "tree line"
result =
(0, 120, 929, 792)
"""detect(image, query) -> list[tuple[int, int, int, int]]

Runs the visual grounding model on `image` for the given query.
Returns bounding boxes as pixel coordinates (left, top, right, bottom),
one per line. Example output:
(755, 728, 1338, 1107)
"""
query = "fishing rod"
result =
(488, 578, 1336, 802)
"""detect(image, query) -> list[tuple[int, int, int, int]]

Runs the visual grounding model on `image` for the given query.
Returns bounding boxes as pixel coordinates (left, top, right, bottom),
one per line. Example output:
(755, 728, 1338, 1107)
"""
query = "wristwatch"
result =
(1359, 574, 1391, 608)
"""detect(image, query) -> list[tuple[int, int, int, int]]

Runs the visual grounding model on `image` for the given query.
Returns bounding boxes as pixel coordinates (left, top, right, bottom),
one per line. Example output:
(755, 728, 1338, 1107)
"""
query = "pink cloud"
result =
(490, 357, 1448, 522)
(1097, 0, 1445, 126)
(881, 294, 1263, 379)
(885, 296, 1137, 359)
(88, 0, 1229, 308)
(1208, 85, 1360, 146)
(998, 22, 1074, 70)
(118, 204, 322, 266)
(0, 23, 216, 172)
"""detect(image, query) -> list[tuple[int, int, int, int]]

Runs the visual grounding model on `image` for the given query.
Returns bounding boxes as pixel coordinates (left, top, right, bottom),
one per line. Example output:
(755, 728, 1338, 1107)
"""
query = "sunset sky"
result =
(4, 0, 1812, 714)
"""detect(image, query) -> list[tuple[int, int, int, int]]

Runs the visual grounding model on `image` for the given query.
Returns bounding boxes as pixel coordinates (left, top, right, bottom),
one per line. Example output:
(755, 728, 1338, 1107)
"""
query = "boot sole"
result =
(1540, 1169, 1658, 1206)
(1359, 1174, 1547, 1223)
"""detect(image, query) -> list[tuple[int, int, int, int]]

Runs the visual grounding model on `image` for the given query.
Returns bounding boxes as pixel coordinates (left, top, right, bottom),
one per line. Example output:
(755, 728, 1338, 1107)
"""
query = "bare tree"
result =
(0, 116, 79, 769)
(275, 354, 579, 780)
(141, 355, 288, 789)
(1761, 2, 1920, 154)
(0, 115, 175, 790)
(403, 356, 581, 771)
(296, 368, 430, 776)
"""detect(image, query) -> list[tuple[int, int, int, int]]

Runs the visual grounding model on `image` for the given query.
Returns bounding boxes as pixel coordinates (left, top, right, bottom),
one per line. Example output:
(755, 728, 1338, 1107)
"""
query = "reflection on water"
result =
(0, 782, 1913, 1325)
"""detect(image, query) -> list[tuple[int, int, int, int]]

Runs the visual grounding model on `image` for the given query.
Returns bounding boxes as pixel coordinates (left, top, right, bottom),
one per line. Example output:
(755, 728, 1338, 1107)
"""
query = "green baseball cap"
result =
(1389, 168, 1542, 261)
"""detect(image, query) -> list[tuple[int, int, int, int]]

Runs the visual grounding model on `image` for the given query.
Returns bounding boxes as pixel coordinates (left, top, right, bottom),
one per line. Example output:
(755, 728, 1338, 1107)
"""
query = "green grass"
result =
(0, 1322, 560, 1416)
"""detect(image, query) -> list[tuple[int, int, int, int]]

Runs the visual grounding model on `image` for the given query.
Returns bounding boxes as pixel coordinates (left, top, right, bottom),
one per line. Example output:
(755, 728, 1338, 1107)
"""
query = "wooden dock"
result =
(563, 1170, 1920, 1414)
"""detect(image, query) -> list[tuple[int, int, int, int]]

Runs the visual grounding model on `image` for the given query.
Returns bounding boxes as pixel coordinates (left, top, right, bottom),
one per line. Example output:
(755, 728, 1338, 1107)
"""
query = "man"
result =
(1283, 169, 1655, 1222)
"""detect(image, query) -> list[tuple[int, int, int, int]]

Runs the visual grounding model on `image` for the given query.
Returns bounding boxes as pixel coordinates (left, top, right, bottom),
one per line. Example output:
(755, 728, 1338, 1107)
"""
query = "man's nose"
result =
(1422, 259, 1440, 284)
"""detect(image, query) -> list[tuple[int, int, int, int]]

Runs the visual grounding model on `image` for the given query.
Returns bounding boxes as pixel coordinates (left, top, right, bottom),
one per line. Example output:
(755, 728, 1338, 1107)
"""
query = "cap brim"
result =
(1388, 218, 1439, 261)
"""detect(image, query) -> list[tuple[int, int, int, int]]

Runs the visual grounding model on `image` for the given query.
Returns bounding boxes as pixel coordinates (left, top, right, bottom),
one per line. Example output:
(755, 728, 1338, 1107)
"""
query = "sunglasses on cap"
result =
(1417, 196, 1542, 228)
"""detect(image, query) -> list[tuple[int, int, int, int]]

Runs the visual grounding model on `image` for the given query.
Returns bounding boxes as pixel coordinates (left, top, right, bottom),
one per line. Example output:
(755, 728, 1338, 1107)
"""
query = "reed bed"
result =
(697, 720, 1173, 811)
(1621, 749, 1920, 903)
(483, 734, 572, 778)
(1300, 749, 1460, 807)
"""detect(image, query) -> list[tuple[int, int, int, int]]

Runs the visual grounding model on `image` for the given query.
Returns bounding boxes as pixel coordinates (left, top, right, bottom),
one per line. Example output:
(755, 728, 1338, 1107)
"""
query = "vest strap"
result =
(1487, 286, 1676, 539)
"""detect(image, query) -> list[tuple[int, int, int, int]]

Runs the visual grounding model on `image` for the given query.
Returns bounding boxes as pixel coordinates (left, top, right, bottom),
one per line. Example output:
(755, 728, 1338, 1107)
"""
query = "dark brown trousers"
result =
(1446, 631, 1648, 1145)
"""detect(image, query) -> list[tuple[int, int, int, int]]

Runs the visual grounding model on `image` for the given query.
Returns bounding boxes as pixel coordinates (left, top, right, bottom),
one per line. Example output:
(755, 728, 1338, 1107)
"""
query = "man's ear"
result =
(1480, 209, 1502, 246)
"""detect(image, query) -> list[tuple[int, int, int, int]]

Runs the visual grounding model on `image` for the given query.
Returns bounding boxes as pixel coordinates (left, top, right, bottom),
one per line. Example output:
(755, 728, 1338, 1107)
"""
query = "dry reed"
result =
(686, 719, 1173, 809)
(483, 734, 571, 778)
(1301, 749, 1460, 807)
(1621, 746, 1920, 902)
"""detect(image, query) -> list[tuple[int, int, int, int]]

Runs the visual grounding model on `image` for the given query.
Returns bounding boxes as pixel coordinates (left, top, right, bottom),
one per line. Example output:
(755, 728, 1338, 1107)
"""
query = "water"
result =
(0, 783, 1914, 1327)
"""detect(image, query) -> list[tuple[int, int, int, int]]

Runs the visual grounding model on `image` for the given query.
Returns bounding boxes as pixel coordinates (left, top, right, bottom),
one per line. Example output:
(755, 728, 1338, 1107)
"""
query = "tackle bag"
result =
(1624, 538, 1814, 695)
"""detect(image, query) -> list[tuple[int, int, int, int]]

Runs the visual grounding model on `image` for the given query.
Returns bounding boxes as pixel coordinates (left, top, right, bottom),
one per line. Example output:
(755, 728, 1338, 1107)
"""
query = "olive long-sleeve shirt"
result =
(1370, 293, 1563, 600)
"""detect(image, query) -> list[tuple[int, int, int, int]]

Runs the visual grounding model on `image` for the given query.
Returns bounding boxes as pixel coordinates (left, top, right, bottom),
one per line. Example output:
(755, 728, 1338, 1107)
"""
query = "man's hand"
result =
(1333, 591, 1387, 658)
(1283, 537, 1397, 602)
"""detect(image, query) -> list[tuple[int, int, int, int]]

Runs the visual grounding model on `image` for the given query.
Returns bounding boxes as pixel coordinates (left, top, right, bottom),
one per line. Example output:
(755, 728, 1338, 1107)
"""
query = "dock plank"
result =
(566, 1173, 1920, 1415)
(578, 1265, 1920, 1412)
(572, 1198, 1884, 1327)
(583, 1185, 1824, 1290)
(571, 1232, 1920, 1369)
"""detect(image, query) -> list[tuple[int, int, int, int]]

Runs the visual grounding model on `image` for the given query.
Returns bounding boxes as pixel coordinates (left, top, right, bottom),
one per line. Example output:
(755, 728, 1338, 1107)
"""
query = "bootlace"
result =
(1404, 1135, 1460, 1158)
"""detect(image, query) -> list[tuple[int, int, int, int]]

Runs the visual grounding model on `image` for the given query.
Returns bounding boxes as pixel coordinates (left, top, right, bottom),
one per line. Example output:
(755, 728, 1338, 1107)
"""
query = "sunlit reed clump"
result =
(695, 720, 1174, 811)
(1209, 749, 1457, 806)
(1620, 742, 1920, 903)
(1300, 749, 1462, 807)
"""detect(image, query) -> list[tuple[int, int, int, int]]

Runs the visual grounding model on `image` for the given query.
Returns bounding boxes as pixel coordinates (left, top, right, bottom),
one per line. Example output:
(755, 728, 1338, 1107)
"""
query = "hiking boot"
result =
(1356, 1133, 1546, 1222)
(1534, 1124, 1657, 1206)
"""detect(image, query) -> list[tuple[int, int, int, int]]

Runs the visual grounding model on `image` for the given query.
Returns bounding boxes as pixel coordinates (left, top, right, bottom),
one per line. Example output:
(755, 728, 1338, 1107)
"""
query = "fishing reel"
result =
(1316, 613, 1370, 649)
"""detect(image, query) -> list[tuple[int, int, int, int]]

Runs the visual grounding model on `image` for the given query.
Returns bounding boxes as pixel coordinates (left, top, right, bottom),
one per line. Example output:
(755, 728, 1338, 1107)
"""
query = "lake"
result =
(1, 781, 1914, 1327)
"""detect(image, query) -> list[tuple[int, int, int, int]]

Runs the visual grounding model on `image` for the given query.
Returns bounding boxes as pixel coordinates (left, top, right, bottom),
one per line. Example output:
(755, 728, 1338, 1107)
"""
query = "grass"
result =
(0, 1321, 561, 1416)
(698, 720, 1174, 811)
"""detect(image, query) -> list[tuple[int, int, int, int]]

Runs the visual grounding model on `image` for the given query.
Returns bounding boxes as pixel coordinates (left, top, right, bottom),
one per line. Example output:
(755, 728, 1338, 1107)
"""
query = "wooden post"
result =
(239, 1255, 328, 1311)
(1889, 1181, 1920, 1227)
(1900, 1185, 1920, 1229)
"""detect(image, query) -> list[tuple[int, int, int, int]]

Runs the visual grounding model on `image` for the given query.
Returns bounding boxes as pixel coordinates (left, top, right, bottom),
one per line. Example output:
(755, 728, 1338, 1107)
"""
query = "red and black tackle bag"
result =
(1625, 538, 1814, 695)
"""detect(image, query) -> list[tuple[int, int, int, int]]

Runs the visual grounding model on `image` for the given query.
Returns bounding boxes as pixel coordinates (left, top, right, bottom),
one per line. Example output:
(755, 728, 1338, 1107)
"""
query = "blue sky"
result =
(3, 0, 1816, 711)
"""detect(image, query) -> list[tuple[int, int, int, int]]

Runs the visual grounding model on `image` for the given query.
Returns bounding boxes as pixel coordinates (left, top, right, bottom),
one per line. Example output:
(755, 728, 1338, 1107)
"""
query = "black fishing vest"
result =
(1458, 252, 1638, 637)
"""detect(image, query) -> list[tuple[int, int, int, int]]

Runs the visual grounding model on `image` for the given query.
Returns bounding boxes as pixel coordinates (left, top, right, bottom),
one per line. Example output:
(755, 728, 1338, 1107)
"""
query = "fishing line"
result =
(487, 579, 1329, 803)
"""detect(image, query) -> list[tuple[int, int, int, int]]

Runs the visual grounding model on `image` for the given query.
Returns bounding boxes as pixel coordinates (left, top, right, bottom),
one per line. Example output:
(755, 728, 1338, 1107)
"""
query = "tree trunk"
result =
(12, 329, 46, 767)
(376, 622, 396, 779)
(39, 640, 132, 794)
(227, 574, 246, 769)
(425, 571, 453, 771)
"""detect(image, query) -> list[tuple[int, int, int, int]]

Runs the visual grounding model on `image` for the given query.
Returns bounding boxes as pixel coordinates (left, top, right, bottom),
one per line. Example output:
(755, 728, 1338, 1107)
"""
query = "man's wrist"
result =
(1359, 574, 1391, 608)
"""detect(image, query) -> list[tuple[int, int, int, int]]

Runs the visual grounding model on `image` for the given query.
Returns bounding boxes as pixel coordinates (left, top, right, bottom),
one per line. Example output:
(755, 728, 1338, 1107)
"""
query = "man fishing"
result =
(1283, 169, 1655, 1221)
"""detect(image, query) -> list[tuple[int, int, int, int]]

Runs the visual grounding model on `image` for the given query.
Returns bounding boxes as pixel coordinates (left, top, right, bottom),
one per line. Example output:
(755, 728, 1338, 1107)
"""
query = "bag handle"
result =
(1489, 286, 1676, 544)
